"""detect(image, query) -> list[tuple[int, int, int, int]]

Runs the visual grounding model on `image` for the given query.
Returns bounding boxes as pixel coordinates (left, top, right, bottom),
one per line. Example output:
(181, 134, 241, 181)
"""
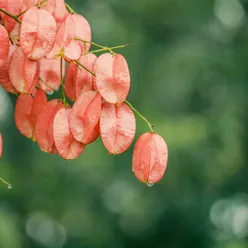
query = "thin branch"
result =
(0, 177, 12, 188)
(82, 44, 131, 56)
(124, 100, 154, 133)
(74, 60, 96, 76)
(0, 8, 21, 24)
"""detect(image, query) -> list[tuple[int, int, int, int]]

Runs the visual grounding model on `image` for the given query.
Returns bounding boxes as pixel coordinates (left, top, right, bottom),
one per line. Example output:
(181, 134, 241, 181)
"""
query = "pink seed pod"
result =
(95, 53, 130, 105)
(74, 54, 96, 98)
(47, 13, 91, 60)
(20, 7, 56, 60)
(35, 99, 64, 153)
(39, 58, 64, 93)
(0, 24, 10, 67)
(9, 47, 38, 94)
(100, 102, 136, 154)
(42, 0, 68, 30)
(53, 107, 85, 159)
(69, 90, 101, 144)
(15, 89, 47, 140)
(132, 132, 168, 185)
(0, 44, 18, 94)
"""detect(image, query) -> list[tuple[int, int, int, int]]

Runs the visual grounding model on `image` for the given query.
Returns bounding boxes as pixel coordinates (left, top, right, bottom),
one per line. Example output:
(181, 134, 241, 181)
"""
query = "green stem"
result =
(74, 60, 96, 76)
(16, 0, 47, 17)
(65, 3, 76, 14)
(39, 78, 55, 91)
(0, 8, 21, 24)
(74, 61, 154, 132)
(75, 37, 116, 54)
(0, 177, 12, 188)
(60, 58, 66, 104)
(125, 100, 154, 132)
(82, 44, 130, 56)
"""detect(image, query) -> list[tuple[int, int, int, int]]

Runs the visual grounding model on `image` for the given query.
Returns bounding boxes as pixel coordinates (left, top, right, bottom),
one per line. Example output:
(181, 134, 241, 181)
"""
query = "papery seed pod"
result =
(20, 7, 57, 60)
(63, 40, 81, 61)
(42, 0, 68, 30)
(71, 14, 91, 54)
(95, 53, 130, 104)
(64, 54, 96, 100)
(132, 132, 168, 185)
(15, 94, 34, 139)
(47, 14, 80, 60)
(39, 58, 64, 93)
(0, 24, 10, 67)
(87, 121, 100, 144)
(35, 99, 64, 153)
(100, 102, 136, 154)
(15, 89, 47, 140)
(69, 90, 101, 144)
(47, 13, 91, 60)
(31, 89, 47, 128)
(64, 61, 77, 101)
(0, 44, 18, 94)
(9, 47, 38, 94)
(75, 54, 96, 98)
(53, 108, 85, 159)
(9, 23, 21, 46)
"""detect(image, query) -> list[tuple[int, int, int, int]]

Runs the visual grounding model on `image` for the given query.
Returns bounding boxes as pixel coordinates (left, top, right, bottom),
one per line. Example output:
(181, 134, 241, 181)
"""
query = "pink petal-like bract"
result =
(69, 90, 101, 144)
(46, 14, 78, 60)
(9, 47, 38, 94)
(35, 99, 64, 153)
(87, 121, 100, 144)
(15, 94, 34, 139)
(0, 25, 10, 67)
(0, 133, 2, 158)
(132, 133, 168, 185)
(0, 24, 10, 67)
(54, 108, 85, 159)
(63, 39, 81, 61)
(75, 54, 96, 98)
(20, 7, 56, 60)
(100, 102, 136, 154)
(71, 14, 91, 54)
(64, 54, 96, 100)
(31, 89, 47, 129)
(39, 58, 64, 93)
(47, 13, 91, 60)
(42, 0, 68, 30)
(14, 89, 47, 140)
(9, 23, 21, 45)
(95, 53, 130, 104)
(64, 61, 77, 101)
(0, 44, 18, 94)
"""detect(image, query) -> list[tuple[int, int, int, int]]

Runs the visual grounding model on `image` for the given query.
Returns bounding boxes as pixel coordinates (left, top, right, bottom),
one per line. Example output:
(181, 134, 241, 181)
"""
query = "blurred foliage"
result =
(1, 0, 248, 247)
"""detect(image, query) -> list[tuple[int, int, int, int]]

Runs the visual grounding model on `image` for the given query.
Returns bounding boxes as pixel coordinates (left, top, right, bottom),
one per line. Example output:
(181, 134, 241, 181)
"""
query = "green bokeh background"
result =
(1, 0, 248, 247)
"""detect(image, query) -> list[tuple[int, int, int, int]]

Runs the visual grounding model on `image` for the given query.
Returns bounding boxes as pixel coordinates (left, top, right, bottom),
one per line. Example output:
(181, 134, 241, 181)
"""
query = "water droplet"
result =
(146, 182, 153, 187)
(8, 185, 12, 189)
(47, 91, 54, 95)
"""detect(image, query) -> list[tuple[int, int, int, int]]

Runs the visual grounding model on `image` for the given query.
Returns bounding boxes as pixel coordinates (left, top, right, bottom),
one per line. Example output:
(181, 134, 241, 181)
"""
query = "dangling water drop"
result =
(146, 182, 153, 187)
(8, 185, 12, 189)
(47, 91, 54, 96)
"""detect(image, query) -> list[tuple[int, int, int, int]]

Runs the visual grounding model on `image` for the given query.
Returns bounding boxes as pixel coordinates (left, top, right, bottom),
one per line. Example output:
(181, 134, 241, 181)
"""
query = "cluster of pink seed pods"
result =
(0, 0, 168, 186)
